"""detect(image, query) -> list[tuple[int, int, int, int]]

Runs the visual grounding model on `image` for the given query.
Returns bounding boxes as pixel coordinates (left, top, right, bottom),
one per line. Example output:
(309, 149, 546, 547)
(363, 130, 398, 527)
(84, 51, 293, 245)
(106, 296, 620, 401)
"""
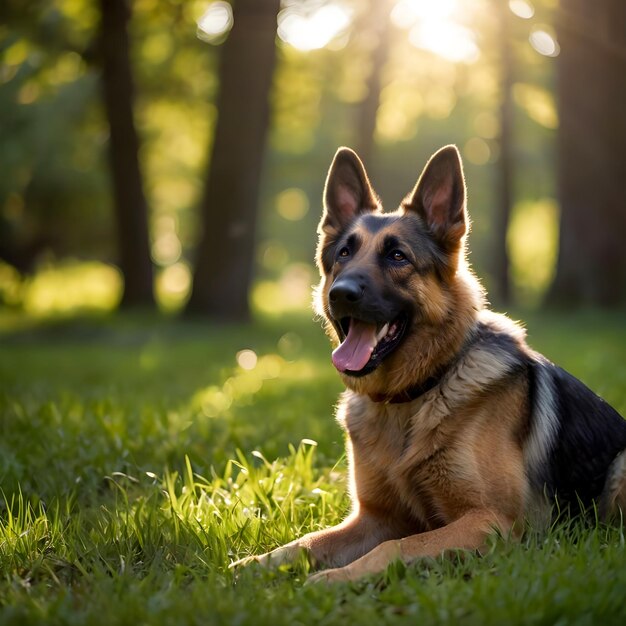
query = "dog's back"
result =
(528, 358, 626, 517)
(464, 311, 626, 519)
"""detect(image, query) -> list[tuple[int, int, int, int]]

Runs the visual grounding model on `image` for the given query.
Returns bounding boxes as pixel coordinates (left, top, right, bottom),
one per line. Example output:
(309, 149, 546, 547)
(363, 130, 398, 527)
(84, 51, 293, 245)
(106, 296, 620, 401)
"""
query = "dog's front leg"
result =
(230, 510, 396, 571)
(308, 508, 512, 583)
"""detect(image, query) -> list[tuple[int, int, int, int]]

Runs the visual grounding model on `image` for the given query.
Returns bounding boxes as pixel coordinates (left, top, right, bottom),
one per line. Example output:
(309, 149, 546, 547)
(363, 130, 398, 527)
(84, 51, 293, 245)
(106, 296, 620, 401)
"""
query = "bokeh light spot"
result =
(529, 26, 560, 57)
(197, 2, 234, 44)
(156, 262, 191, 311)
(236, 349, 258, 371)
(276, 188, 309, 221)
(473, 111, 499, 139)
(464, 137, 491, 165)
(509, 0, 534, 19)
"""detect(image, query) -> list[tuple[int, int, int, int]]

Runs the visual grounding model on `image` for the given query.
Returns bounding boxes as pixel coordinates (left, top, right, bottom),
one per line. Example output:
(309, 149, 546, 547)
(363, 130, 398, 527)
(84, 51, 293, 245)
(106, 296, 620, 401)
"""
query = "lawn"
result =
(0, 308, 625, 625)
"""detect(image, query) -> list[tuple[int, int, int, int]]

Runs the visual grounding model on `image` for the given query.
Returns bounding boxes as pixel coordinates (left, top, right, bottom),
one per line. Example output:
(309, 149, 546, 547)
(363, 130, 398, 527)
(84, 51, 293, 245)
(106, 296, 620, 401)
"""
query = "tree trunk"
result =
(186, 0, 280, 320)
(353, 0, 392, 166)
(99, 0, 154, 308)
(491, 0, 515, 306)
(549, 0, 626, 307)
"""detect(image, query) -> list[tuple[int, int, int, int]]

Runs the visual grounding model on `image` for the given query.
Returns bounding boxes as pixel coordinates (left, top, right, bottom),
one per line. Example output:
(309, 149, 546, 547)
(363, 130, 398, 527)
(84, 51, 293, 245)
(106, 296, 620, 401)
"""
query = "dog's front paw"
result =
(306, 566, 353, 584)
(306, 540, 404, 583)
(229, 544, 304, 571)
(229, 554, 264, 570)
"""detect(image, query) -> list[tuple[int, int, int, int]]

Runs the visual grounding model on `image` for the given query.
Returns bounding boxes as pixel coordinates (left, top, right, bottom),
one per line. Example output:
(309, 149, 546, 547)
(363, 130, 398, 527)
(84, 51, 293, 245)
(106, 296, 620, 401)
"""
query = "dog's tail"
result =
(600, 449, 626, 522)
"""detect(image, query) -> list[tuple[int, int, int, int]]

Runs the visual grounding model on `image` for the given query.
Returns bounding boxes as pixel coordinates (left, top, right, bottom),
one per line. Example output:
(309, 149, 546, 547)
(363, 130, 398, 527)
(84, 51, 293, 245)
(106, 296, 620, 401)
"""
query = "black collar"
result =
(368, 375, 440, 404)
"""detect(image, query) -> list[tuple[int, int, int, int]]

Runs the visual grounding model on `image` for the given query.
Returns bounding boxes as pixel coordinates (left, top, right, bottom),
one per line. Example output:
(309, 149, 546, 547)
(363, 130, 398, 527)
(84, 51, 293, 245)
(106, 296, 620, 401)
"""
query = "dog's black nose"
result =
(329, 277, 364, 305)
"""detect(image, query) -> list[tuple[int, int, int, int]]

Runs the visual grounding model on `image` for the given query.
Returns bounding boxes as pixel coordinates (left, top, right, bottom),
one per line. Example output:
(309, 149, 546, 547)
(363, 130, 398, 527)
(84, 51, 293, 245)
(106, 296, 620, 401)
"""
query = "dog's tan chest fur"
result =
(339, 378, 528, 533)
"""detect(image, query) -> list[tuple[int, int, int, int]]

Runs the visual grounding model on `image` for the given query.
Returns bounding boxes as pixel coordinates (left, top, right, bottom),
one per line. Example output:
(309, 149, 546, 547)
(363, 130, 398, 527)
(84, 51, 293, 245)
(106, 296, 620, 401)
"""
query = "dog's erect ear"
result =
(403, 145, 467, 248)
(320, 147, 379, 235)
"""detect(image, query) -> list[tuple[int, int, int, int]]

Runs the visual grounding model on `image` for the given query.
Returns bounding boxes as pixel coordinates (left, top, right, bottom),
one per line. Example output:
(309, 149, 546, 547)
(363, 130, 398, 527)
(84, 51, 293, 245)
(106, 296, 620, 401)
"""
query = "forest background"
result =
(2, 0, 624, 320)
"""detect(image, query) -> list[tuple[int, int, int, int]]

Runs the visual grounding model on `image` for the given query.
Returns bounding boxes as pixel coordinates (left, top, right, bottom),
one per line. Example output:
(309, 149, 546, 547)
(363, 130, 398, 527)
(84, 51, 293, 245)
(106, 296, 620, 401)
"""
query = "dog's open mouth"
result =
(332, 315, 407, 376)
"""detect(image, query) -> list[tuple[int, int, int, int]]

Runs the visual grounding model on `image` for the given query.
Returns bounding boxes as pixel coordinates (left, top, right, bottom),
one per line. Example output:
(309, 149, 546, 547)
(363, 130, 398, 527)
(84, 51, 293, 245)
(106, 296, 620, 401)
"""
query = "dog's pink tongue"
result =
(332, 319, 378, 373)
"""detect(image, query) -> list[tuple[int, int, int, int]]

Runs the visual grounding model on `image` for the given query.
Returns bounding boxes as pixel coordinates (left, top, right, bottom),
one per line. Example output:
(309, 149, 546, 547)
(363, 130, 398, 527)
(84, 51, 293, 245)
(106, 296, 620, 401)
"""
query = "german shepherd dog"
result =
(233, 145, 626, 583)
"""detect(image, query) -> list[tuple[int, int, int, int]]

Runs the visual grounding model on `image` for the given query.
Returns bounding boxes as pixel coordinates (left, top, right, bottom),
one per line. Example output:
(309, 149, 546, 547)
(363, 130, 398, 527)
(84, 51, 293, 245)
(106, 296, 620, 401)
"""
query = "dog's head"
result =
(315, 145, 483, 397)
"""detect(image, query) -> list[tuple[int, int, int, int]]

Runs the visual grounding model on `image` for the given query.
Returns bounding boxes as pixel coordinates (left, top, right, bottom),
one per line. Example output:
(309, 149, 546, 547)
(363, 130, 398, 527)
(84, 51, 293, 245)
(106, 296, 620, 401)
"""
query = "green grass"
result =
(1, 309, 625, 625)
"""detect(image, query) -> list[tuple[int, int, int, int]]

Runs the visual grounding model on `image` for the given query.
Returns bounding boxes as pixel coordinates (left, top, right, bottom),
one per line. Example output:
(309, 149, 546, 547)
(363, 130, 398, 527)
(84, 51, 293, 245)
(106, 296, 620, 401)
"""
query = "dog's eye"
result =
(338, 247, 350, 259)
(389, 250, 407, 262)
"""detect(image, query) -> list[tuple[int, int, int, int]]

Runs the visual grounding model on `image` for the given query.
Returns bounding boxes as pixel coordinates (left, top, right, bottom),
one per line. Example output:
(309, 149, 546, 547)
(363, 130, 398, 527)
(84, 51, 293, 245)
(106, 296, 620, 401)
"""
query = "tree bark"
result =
(186, 0, 280, 320)
(99, 0, 154, 308)
(549, 0, 626, 307)
(353, 0, 392, 167)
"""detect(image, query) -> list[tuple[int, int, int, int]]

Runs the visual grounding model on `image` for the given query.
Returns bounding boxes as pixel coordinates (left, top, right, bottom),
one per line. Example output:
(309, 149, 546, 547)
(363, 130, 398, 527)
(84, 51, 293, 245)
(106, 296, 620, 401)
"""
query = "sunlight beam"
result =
(392, 0, 479, 63)
(277, 3, 351, 51)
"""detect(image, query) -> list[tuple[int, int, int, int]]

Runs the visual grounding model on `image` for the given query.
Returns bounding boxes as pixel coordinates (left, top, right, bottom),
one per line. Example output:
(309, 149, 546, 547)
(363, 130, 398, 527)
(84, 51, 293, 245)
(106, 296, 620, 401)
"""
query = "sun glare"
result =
(197, 1, 233, 44)
(199, 0, 478, 61)
(391, 0, 479, 63)
(391, 0, 458, 24)
(277, 3, 351, 51)
(409, 21, 479, 63)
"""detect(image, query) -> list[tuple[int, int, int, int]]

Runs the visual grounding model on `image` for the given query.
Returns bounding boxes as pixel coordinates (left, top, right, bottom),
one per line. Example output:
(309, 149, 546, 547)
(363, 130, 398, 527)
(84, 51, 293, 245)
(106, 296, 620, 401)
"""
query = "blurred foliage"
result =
(507, 198, 559, 307)
(0, 0, 565, 313)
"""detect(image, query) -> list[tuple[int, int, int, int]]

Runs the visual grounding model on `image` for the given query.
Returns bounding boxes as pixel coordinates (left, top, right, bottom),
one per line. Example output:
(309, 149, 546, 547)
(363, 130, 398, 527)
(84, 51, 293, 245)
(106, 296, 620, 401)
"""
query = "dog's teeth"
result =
(376, 323, 390, 342)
